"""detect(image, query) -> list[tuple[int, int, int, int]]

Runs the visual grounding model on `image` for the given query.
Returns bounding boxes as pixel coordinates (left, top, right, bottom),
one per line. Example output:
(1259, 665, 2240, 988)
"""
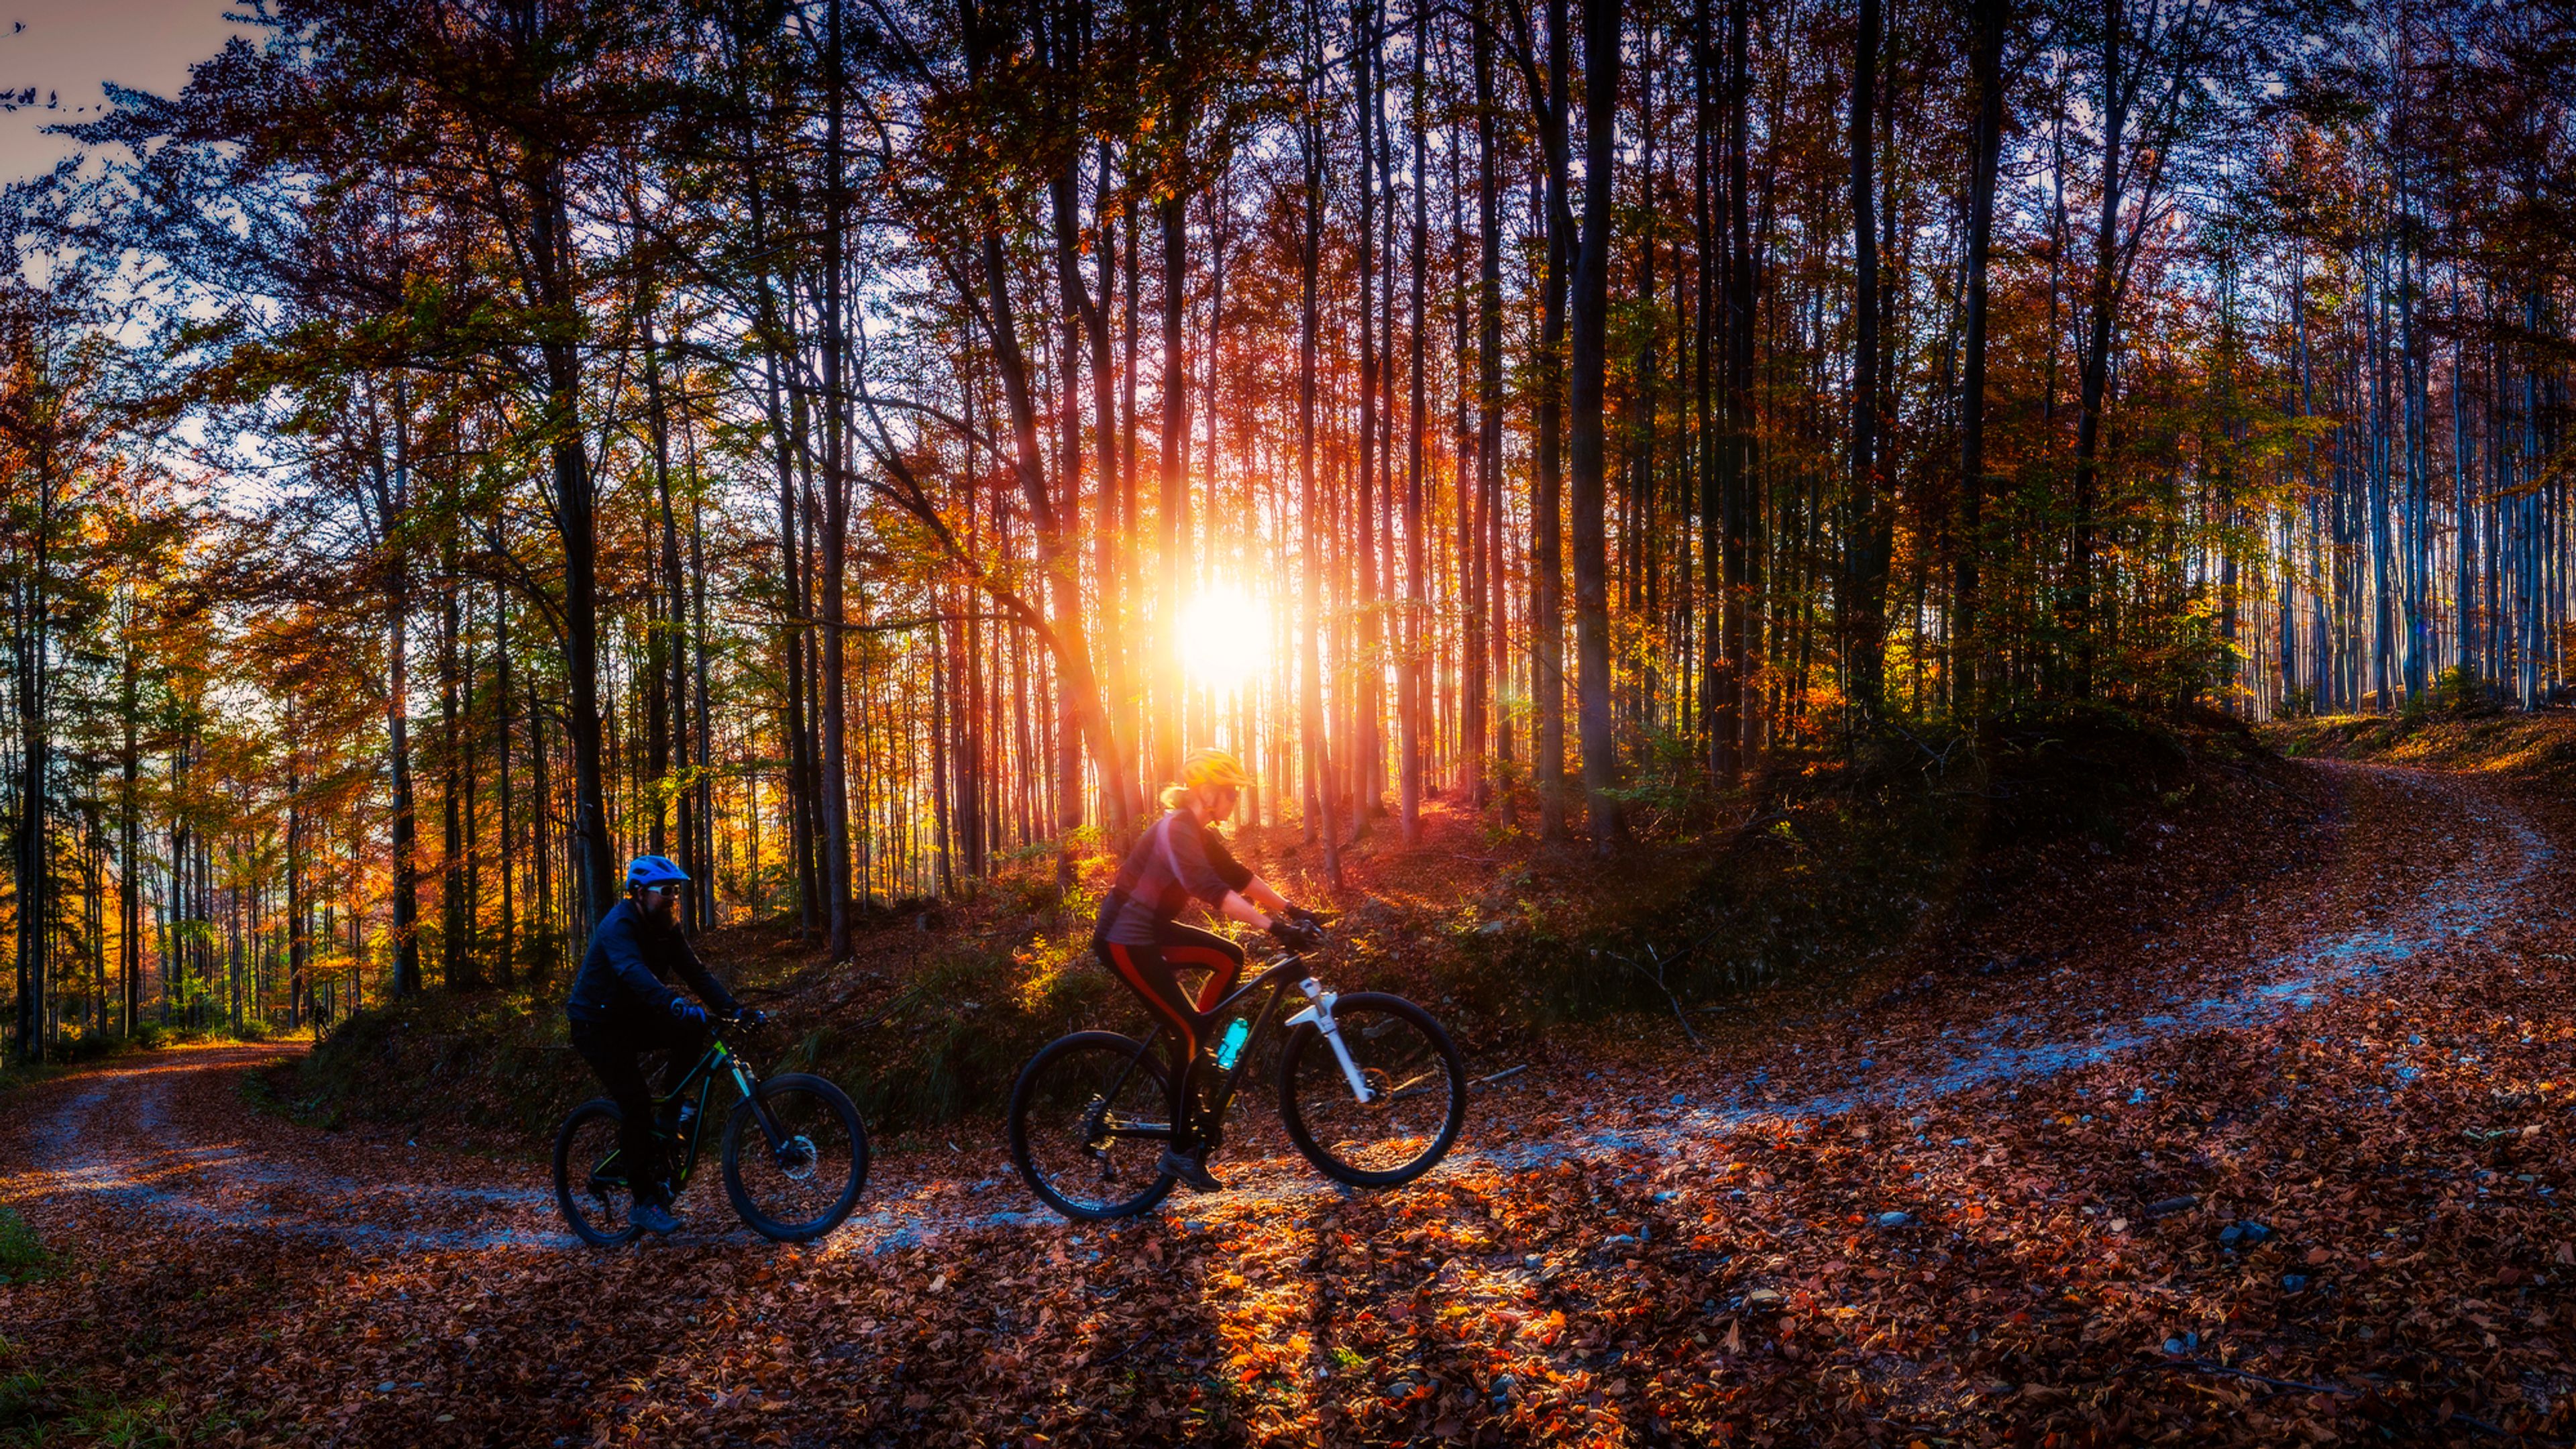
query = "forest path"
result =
(7, 755, 2574, 1447)
(0, 757, 2546, 1256)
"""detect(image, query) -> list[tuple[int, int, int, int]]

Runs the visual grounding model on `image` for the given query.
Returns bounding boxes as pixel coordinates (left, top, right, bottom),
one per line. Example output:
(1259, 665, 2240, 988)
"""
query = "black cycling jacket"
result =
(566, 899, 741, 1024)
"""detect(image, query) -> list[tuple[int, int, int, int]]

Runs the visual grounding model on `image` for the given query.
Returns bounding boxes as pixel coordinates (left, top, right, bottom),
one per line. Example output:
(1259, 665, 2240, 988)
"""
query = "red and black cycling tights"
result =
(1099, 922, 1245, 1152)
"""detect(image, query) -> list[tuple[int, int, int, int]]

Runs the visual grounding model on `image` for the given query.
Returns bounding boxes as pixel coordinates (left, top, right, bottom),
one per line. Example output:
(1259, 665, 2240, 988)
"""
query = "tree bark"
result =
(1955, 0, 2006, 718)
(1534, 0, 1571, 841)
(1842, 0, 1889, 721)
(818, 0, 856, 955)
(1568, 0, 1622, 851)
(1401, 7, 1429, 846)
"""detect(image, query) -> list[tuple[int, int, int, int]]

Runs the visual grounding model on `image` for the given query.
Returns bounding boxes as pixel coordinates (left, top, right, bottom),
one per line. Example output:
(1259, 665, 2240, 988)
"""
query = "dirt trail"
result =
(6, 755, 2573, 1448)
(0, 759, 2549, 1256)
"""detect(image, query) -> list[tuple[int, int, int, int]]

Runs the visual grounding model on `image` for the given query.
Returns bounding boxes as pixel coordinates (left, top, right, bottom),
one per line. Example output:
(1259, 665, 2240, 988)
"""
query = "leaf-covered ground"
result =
(5, 737, 2575, 1446)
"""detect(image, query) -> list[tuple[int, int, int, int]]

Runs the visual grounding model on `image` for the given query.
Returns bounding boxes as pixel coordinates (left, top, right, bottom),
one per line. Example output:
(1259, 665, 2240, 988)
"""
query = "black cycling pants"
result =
(570, 1013, 708, 1207)
(1097, 921, 1246, 1152)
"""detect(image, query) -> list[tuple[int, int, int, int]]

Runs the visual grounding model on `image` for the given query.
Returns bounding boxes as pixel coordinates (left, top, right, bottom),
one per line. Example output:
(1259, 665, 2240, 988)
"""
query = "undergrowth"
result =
(1377, 700, 2260, 1026)
(0, 1022, 294, 1106)
(0, 1210, 48, 1285)
(299, 702, 2284, 1144)
(2267, 698, 2576, 790)
(0, 1349, 177, 1449)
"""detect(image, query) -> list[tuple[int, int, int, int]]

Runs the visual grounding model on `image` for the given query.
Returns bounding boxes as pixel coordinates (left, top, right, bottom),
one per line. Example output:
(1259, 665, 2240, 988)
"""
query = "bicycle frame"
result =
(607, 1025, 782, 1194)
(1094, 953, 1375, 1148)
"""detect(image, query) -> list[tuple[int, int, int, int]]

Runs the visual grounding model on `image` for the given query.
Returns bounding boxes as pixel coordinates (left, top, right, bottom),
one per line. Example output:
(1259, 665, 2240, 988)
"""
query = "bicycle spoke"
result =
(555, 1104, 641, 1246)
(1012, 1036, 1175, 1219)
(1285, 999, 1463, 1183)
(725, 1083, 865, 1240)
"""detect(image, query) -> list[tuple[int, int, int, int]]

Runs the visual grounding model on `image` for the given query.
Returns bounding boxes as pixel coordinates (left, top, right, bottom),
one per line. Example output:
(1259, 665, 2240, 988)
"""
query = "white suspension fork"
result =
(1283, 977, 1373, 1104)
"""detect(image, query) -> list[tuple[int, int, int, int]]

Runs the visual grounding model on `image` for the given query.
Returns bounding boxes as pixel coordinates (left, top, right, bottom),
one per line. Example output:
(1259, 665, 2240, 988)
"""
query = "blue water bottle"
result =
(1215, 1018, 1250, 1069)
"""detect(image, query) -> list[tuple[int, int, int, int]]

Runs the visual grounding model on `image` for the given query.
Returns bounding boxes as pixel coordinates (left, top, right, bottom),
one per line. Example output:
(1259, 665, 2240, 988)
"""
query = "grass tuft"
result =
(0, 1209, 46, 1286)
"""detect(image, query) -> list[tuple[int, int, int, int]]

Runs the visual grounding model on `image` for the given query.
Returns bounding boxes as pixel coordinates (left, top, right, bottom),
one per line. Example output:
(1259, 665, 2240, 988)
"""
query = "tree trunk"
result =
(1534, 0, 1571, 841)
(1568, 0, 1622, 851)
(378, 396, 423, 998)
(1158, 91, 1196, 791)
(439, 478, 472, 989)
(1474, 0, 1510, 824)
(2070, 0, 2129, 700)
(119, 621, 138, 1035)
(1842, 0, 1889, 721)
(494, 583, 515, 985)
(1297, 32, 1344, 885)
(1401, 14, 1429, 846)
(818, 0, 856, 956)
(1955, 0, 2006, 718)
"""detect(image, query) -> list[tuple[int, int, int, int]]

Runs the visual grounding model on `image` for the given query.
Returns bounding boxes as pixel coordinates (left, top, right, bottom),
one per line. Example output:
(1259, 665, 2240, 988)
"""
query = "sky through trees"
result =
(1, 0, 2571, 1057)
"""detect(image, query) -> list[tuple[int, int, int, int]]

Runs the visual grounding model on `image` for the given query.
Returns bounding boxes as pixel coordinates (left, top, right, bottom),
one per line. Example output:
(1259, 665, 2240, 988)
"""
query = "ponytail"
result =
(1159, 782, 1190, 811)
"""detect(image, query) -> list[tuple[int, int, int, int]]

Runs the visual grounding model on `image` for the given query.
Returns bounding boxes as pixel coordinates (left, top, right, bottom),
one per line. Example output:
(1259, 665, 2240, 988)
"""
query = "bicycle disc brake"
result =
(773, 1135, 818, 1179)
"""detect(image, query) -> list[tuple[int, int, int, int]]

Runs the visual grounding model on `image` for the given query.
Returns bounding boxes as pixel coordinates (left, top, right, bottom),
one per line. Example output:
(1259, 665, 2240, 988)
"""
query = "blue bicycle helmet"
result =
(625, 855, 690, 892)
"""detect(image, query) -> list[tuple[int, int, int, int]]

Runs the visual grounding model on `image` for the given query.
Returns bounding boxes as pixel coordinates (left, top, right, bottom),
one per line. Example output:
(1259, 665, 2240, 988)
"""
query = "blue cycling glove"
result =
(669, 998, 710, 1027)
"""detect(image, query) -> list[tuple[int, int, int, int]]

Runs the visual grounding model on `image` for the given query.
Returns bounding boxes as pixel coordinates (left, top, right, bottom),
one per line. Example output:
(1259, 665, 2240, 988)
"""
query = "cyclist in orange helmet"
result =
(1093, 748, 1321, 1192)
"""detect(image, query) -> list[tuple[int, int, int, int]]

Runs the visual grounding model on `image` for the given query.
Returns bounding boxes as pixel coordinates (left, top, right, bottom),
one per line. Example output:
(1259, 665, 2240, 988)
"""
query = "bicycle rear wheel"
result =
(553, 1098, 644, 1247)
(722, 1073, 869, 1243)
(1277, 993, 1465, 1188)
(1008, 1031, 1177, 1221)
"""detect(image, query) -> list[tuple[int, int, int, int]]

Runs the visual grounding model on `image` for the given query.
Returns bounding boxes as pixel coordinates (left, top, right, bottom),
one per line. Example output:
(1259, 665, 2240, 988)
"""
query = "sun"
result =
(1176, 584, 1271, 693)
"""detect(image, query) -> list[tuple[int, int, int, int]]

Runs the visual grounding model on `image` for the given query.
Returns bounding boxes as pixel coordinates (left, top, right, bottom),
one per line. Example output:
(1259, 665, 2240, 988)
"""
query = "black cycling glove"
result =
(1268, 916, 1324, 954)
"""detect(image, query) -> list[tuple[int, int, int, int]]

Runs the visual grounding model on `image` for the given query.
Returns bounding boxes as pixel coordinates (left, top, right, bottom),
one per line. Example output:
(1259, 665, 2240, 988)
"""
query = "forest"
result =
(0, 0, 2573, 1443)
(0, 0, 2561, 1049)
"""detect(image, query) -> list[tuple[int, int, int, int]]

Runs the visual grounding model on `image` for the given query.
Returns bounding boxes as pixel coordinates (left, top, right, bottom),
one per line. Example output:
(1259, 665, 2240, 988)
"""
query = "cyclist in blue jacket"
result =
(567, 856, 759, 1234)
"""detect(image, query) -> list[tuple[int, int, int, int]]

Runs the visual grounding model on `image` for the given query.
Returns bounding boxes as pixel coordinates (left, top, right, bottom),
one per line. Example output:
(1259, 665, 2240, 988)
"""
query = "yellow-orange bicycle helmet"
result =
(1163, 747, 1256, 808)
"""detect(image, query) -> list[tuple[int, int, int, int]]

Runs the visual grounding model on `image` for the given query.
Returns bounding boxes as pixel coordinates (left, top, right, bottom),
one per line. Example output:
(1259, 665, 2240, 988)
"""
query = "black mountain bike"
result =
(1008, 934, 1466, 1220)
(553, 1016, 868, 1246)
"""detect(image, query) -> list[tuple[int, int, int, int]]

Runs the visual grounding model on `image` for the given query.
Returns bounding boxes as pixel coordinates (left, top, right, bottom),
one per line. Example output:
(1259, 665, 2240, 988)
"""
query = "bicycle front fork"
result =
(1283, 978, 1374, 1103)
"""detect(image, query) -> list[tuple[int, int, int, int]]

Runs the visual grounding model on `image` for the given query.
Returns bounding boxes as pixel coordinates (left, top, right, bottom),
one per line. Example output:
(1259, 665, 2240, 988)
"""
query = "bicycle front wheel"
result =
(1008, 1031, 1177, 1221)
(553, 1098, 644, 1248)
(1278, 993, 1465, 1188)
(722, 1073, 869, 1243)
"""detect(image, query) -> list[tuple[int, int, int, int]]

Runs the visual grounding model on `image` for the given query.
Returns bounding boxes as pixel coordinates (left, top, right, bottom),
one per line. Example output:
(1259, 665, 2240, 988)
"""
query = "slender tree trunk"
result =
(1955, 0, 2006, 717)
(1474, 0, 1511, 824)
(118, 623, 138, 1036)
(2070, 0, 2129, 700)
(1297, 30, 1344, 885)
(1401, 11, 1429, 845)
(1158, 86, 1197, 790)
(525, 131, 616, 931)
(1730, 1, 1762, 765)
(641, 287, 696, 930)
(439, 478, 472, 989)
(818, 0, 856, 956)
(378, 397, 423, 998)
(1843, 0, 1889, 721)
(1697, 0, 1727, 781)
(494, 584, 515, 984)
(1534, 0, 1571, 840)
(1568, 0, 1621, 851)
(11, 439, 50, 1061)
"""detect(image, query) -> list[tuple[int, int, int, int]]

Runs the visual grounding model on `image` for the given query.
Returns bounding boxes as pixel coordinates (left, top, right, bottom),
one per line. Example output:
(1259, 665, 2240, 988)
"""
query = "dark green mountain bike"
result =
(552, 1016, 867, 1246)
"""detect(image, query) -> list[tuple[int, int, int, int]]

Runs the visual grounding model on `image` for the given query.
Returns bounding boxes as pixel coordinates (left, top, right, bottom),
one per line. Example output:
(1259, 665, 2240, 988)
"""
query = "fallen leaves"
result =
(3, 743, 2576, 1445)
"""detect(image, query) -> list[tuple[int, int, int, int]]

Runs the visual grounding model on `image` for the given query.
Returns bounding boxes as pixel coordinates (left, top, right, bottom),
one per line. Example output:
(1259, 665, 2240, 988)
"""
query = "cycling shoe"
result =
(1157, 1147, 1225, 1194)
(629, 1200, 681, 1235)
